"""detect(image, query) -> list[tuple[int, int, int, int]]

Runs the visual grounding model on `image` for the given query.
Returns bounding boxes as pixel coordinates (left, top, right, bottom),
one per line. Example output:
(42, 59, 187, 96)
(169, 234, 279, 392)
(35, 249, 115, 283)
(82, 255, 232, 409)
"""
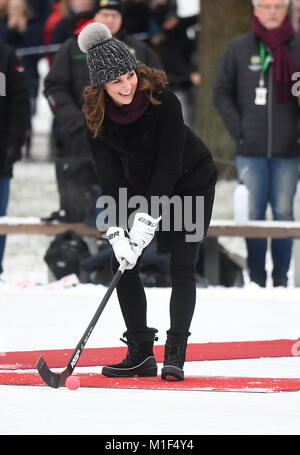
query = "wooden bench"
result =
(0, 218, 99, 237)
(1, 217, 300, 286)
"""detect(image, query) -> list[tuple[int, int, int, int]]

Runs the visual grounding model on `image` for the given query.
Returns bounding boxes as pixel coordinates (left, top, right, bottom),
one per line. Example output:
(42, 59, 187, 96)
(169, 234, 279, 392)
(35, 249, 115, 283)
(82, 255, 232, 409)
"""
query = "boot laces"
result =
(120, 336, 158, 362)
(120, 337, 142, 362)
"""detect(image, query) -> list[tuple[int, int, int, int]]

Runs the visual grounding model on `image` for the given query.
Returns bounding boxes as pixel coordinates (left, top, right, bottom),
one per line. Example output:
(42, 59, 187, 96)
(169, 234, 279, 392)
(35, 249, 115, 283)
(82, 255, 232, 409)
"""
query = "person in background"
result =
(0, 0, 8, 21)
(93, 0, 161, 68)
(213, 0, 300, 287)
(0, 41, 30, 279)
(152, 0, 201, 131)
(43, 0, 162, 223)
(51, 0, 95, 44)
(291, 0, 300, 32)
(43, 1, 63, 58)
(0, 0, 51, 157)
(122, 0, 154, 45)
(45, 0, 95, 165)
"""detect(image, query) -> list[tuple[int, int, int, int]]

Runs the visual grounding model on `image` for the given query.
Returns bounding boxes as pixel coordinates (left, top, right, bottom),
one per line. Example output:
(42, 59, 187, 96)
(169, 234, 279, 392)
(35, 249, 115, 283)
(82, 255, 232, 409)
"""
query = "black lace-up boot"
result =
(161, 330, 190, 381)
(102, 328, 158, 377)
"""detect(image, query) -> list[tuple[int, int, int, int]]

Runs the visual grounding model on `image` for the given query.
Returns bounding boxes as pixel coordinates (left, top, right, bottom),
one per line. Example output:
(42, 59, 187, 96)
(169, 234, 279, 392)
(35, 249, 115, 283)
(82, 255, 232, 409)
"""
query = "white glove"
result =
(129, 213, 161, 256)
(106, 227, 138, 270)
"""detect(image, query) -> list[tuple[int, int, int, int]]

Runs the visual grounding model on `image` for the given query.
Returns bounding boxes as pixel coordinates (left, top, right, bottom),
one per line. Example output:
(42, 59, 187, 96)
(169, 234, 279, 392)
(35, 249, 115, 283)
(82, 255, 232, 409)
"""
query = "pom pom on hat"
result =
(78, 22, 112, 53)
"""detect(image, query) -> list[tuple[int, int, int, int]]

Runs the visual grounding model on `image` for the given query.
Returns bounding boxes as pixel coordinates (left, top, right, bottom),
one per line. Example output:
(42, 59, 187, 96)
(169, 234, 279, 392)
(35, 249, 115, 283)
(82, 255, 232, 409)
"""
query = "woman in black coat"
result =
(79, 22, 217, 381)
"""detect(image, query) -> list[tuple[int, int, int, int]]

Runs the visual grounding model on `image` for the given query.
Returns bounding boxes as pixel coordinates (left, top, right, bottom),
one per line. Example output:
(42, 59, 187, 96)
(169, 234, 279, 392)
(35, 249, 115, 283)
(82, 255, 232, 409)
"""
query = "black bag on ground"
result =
(44, 230, 91, 280)
(80, 238, 171, 287)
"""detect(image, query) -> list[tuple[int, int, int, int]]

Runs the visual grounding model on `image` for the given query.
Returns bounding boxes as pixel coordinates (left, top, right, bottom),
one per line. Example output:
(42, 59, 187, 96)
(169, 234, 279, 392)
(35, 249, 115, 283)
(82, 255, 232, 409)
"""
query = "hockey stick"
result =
(36, 259, 128, 388)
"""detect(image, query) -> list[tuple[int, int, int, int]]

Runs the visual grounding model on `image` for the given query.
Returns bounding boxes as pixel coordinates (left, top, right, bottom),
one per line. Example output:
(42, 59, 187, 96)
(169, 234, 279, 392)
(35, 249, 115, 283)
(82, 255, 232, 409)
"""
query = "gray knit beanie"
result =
(78, 22, 138, 86)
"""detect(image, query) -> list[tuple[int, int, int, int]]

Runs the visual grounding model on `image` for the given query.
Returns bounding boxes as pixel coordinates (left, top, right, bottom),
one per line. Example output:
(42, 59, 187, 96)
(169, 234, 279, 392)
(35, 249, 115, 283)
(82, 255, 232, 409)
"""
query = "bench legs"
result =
(294, 240, 300, 287)
(203, 238, 220, 286)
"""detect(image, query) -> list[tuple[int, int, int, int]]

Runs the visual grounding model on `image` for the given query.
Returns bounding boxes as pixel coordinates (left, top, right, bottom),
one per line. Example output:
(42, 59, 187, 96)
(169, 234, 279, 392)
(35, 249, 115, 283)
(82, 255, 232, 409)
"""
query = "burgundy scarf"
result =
(105, 90, 150, 124)
(252, 15, 296, 101)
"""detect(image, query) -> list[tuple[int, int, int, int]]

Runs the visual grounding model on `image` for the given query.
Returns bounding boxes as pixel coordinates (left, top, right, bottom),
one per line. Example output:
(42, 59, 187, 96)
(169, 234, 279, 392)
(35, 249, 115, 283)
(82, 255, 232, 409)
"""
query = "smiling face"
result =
(254, 0, 288, 30)
(104, 70, 138, 106)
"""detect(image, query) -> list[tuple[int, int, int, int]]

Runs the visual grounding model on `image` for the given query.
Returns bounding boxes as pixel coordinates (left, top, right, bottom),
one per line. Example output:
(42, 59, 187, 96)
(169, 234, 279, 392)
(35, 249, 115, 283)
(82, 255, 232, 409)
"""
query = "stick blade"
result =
(36, 355, 69, 388)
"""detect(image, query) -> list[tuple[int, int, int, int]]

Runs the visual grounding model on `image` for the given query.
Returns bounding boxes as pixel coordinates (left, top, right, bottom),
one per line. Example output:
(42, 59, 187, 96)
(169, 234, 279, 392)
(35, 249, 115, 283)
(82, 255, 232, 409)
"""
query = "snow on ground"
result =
(0, 60, 300, 436)
(1, 284, 300, 436)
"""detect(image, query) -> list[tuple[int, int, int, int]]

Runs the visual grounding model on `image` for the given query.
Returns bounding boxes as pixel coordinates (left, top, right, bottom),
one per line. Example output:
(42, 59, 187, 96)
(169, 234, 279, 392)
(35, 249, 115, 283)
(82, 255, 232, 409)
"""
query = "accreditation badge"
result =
(255, 86, 267, 105)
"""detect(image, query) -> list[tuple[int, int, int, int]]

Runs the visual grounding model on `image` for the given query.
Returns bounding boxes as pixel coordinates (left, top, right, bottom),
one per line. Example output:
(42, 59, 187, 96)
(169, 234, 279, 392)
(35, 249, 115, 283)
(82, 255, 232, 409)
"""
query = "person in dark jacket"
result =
(50, 0, 95, 45)
(0, 41, 30, 277)
(92, 0, 161, 67)
(43, 0, 162, 223)
(0, 0, 51, 107)
(0, 0, 51, 157)
(78, 22, 217, 381)
(122, 0, 153, 44)
(213, 0, 300, 288)
(152, 0, 201, 131)
(0, 0, 8, 21)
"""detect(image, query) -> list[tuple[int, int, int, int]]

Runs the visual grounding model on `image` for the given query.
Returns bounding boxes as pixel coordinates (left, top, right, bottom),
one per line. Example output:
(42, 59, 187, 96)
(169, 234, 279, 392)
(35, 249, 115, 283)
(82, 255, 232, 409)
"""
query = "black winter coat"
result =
(213, 31, 300, 158)
(0, 42, 30, 177)
(87, 88, 217, 252)
(44, 30, 162, 158)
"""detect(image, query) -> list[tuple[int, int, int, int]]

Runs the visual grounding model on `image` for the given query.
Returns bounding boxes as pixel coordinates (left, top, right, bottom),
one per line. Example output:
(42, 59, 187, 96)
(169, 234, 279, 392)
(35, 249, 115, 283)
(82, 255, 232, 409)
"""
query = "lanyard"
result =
(259, 41, 273, 86)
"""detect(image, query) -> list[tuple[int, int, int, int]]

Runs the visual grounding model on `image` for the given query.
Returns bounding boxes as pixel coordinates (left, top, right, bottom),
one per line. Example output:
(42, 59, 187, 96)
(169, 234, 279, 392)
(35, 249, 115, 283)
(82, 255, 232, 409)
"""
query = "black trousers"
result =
(111, 242, 200, 335)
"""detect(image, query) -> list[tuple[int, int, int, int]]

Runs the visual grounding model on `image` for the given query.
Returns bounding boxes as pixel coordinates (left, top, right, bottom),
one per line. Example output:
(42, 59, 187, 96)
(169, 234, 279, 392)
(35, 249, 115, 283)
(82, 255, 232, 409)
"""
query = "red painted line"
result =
(0, 346, 127, 370)
(1, 339, 299, 370)
(1, 371, 300, 392)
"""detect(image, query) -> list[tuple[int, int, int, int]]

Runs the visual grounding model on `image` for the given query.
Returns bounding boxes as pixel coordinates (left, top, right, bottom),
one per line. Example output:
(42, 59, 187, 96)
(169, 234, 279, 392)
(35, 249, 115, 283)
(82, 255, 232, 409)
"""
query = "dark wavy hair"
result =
(82, 63, 168, 137)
